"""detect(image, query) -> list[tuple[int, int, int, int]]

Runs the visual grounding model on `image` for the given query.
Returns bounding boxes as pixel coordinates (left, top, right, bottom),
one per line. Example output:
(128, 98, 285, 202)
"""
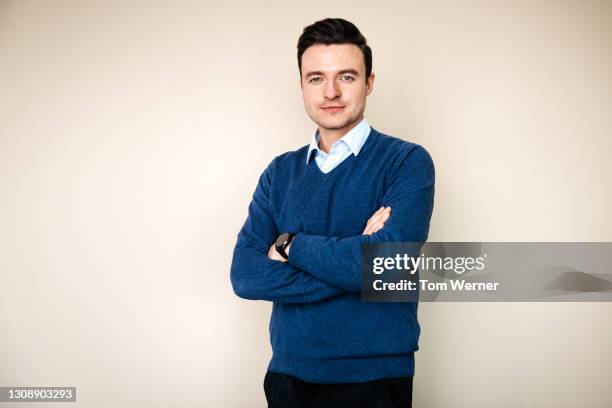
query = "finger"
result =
(370, 221, 384, 233)
(374, 211, 392, 230)
(363, 207, 391, 235)
(372, 210, 391, 231)
(379, 210, 391, 224)
(363, 217, 381, 235)
(367, 206, 390, 224)
(367, 206, 386, 222)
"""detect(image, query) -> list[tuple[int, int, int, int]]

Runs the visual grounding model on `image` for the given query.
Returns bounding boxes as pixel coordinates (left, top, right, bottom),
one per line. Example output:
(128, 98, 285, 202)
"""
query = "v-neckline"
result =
(306, 127, 377, 180)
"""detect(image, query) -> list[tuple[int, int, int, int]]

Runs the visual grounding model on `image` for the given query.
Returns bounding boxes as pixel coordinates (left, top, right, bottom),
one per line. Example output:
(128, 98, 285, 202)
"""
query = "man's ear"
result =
(366, 72, 375, 96)
(299, 75, 303, 89)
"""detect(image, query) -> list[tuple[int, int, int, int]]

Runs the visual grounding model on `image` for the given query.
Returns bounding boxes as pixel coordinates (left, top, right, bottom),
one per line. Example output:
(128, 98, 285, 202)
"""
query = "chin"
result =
(316, 116, 352, 130)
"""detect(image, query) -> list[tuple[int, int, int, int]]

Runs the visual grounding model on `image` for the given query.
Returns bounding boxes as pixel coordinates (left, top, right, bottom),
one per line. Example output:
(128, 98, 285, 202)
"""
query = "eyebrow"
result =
(304, 69, 360, 78)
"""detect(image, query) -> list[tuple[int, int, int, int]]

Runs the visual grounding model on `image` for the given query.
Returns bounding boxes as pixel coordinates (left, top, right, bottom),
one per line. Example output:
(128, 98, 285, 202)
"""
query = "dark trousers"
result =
(264, 371, 413, 408)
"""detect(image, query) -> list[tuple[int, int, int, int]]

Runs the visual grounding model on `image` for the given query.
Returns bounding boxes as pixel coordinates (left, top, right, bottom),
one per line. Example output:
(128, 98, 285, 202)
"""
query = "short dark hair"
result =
(297, 18, 372, 81)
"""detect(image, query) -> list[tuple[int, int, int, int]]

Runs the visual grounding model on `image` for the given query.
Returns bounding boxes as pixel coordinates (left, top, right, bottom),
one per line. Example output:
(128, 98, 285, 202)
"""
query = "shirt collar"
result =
(306, 117, 371, 164)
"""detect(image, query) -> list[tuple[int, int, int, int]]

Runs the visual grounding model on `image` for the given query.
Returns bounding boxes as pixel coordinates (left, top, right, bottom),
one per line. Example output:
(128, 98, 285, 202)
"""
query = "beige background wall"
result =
(1, 0, 611, 407)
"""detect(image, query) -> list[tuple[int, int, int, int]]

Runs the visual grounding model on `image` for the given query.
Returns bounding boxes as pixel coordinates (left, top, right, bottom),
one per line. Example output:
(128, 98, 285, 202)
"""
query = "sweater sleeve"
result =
(287, 145, 435, 292)
(230, 159, 346, 303)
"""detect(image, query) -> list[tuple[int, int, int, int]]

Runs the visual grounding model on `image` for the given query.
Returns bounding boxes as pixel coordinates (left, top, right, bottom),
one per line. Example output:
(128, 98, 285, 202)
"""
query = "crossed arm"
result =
(267, 206, 391, 261)
(230, 164, 390, 303)
(230, 146, 435, 302)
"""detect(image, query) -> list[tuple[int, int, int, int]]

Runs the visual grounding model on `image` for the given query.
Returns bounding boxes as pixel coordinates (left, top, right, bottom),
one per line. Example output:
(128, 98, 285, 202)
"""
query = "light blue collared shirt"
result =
(306, 117, 371, 173)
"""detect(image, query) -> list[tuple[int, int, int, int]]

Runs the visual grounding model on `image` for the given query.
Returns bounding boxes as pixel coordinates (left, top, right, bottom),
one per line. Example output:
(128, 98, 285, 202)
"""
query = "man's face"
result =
(300, 44, 374, 134)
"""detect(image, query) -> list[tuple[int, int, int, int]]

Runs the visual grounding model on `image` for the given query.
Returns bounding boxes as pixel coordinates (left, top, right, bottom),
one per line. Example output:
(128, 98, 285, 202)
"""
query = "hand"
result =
(362, 206, 391, 236)
(268, 243, 288, 263)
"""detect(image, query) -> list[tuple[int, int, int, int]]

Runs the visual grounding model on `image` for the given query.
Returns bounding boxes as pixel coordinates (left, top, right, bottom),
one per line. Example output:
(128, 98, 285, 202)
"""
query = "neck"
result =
(318, 116, 363, 154)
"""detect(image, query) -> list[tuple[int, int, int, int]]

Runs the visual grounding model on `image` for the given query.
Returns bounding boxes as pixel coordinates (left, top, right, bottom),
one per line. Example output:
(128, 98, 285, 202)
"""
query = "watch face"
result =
(275, 233, 290, 247)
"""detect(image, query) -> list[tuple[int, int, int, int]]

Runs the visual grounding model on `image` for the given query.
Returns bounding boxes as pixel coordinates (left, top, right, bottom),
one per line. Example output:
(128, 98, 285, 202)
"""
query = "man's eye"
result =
(309, 77, 322, 83)
(341, 75, 355, 81)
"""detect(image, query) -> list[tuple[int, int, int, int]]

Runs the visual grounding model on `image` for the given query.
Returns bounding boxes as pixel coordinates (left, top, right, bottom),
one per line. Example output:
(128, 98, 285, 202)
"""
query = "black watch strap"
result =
(274, 233, 295, 260)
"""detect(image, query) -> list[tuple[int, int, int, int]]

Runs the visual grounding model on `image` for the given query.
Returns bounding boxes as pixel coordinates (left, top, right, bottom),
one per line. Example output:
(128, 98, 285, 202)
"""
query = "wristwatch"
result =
(274, 233, 296, 260)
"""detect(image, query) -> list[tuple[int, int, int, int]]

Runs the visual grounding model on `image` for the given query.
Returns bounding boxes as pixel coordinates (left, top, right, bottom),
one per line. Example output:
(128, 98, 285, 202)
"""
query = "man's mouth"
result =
(321, 106, 345, 113)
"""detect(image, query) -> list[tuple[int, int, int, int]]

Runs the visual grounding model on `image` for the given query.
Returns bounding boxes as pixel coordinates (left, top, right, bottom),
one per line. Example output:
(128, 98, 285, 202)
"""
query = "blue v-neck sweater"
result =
(230, 127, 435, 383)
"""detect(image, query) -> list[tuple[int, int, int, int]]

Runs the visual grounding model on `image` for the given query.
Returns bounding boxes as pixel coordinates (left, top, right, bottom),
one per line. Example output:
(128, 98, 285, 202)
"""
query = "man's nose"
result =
(324, 80, 341, 99)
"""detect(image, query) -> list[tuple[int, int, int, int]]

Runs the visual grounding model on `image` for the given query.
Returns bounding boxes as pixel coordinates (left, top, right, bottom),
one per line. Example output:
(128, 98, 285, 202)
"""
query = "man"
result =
(230, 18, 435, 407)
